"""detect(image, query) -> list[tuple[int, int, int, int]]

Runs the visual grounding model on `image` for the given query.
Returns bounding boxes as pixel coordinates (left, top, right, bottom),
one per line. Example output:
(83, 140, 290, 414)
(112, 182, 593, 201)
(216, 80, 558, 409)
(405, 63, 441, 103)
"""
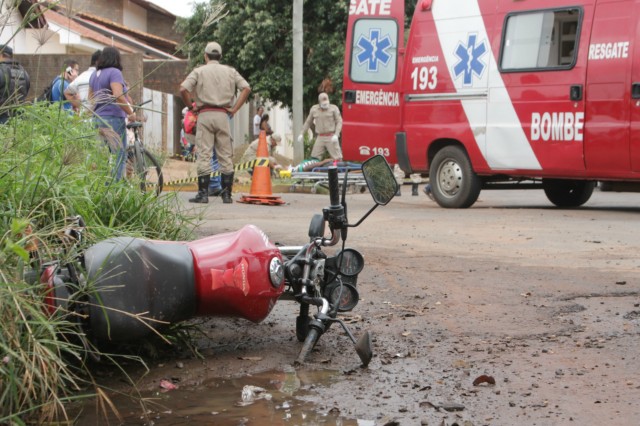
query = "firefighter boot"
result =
(189, 175, 209, 204)
(221, 172, 234, 204)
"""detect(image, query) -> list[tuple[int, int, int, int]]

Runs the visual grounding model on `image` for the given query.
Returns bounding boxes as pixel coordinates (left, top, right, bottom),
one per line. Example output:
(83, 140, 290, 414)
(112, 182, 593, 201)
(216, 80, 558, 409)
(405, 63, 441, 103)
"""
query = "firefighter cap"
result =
(205, 42, 222, 56)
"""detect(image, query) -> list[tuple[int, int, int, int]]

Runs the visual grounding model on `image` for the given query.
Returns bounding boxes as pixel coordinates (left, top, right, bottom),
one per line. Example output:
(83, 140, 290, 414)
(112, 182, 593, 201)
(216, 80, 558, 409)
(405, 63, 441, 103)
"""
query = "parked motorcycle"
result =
(34, 155, 398, 366)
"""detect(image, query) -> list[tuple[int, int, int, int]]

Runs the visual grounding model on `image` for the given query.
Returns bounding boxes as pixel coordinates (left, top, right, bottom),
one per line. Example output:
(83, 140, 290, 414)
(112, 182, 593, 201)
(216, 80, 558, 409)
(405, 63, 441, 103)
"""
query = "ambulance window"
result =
(500, 8, 581, 71)
(349, 19, 399, 84)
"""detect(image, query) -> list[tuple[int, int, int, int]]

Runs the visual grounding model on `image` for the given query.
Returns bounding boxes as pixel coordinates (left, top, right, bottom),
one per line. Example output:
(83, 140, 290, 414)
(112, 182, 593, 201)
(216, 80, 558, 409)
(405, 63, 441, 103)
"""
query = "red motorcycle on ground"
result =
(35, 155, 398, 366)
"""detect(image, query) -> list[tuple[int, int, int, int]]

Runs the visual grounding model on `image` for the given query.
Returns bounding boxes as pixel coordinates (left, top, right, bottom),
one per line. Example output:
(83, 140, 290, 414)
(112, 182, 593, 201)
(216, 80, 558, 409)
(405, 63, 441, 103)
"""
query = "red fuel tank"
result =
(187, 225, 285, 323)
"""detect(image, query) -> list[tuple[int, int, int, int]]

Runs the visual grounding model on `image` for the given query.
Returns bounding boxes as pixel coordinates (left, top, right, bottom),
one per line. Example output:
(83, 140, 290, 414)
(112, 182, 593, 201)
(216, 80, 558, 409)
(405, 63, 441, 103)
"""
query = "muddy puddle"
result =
(75, 366, 374, 425)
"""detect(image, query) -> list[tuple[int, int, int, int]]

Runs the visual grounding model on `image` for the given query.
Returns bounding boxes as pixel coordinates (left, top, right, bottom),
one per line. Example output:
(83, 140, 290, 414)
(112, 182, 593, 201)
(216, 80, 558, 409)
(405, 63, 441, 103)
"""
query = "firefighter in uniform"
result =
(180, 41, 251, 204)
(297, 92, 343, 161)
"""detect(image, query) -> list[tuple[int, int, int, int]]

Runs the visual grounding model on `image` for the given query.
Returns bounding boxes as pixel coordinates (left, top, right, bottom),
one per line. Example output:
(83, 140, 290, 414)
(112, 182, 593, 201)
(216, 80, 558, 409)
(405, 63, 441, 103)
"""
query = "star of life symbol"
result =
(356, 28, 392, 72)
(453, 34, 487, 86)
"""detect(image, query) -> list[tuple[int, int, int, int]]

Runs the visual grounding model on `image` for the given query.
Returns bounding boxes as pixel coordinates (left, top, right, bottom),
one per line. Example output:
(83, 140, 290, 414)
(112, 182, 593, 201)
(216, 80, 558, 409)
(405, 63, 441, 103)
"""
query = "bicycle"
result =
(96, 101, 163, 195)
(126, 120, 163, 195)
(124, 100, 163, 195)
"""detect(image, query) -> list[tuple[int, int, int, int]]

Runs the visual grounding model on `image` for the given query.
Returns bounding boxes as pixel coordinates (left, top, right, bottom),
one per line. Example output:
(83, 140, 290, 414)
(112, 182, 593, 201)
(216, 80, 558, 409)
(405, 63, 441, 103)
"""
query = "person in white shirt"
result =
(253, 105, 264, 138)
(65, 49, 101, 113)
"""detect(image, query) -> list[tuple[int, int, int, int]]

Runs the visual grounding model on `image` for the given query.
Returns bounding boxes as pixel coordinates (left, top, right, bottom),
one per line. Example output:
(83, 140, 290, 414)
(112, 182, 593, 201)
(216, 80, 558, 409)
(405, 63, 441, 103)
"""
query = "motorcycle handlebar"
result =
(135, 99, 152, 110)
(295, 327, 320, 365)
(328, 166, 340, 207)
(325, 166, 347, 241)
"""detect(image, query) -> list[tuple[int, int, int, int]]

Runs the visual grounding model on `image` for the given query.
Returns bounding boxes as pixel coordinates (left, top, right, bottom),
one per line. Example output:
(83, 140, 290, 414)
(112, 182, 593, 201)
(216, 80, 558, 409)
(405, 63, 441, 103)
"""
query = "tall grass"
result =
(0, 103, 195, 424)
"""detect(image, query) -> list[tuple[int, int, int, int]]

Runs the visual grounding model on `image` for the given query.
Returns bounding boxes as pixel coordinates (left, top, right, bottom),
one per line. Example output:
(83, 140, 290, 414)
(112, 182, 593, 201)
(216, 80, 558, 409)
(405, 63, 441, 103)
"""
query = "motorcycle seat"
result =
(84, 237, 196, 341)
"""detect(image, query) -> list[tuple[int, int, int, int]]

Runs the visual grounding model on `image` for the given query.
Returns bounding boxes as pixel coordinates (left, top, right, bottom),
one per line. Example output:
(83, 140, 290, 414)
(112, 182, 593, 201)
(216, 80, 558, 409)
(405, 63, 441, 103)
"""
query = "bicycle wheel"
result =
(133, 140, 145, 177)
(130, 140, 163, 195)
(141, 149, 163, 195)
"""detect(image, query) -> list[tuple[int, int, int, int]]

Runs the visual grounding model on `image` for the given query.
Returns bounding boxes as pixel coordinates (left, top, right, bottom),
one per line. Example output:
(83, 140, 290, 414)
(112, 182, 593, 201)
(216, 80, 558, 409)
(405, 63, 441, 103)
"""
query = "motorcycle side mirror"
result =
(348, 155, 398, 228)
(355, 330, 373, 367)
(308, 213, 325, 239)
(361, 155, 398, 206)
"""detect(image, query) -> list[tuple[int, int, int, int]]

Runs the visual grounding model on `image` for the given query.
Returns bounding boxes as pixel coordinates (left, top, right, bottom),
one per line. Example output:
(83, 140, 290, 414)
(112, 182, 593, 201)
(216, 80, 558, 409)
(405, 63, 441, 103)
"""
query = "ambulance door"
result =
(584, 0, 634, 173)
(497, 3, 592, 173)
(631, 1, 640, 171)
(342, 0, 404, 162)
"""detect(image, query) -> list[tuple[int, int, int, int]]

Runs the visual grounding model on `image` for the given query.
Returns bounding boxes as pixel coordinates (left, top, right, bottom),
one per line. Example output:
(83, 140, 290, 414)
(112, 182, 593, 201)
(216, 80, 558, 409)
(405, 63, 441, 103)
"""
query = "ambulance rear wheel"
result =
(542, 179, 595, 207)
(430, 146, 481, 208)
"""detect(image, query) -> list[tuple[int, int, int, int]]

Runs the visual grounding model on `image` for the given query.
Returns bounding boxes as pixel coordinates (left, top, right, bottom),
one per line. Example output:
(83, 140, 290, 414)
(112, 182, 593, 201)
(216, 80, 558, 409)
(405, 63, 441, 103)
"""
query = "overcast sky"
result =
(146, 0, 205, 18)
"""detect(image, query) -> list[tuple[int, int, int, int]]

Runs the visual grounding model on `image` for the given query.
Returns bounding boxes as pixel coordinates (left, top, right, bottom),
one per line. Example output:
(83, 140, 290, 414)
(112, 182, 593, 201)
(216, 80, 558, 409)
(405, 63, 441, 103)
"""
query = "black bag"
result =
(35, 77, 61, 103)
(0, 61, 30, 106)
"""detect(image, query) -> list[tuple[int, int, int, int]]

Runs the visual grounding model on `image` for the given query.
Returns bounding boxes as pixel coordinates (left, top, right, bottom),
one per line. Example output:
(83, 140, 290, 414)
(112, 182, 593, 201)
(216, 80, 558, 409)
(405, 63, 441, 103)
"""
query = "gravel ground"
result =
(83, 188, 640, 425)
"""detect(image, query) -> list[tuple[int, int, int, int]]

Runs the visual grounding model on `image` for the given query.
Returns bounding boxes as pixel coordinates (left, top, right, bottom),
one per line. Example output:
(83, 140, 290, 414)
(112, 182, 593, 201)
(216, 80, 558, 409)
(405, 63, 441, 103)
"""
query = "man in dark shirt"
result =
(0, 44, 30, 124)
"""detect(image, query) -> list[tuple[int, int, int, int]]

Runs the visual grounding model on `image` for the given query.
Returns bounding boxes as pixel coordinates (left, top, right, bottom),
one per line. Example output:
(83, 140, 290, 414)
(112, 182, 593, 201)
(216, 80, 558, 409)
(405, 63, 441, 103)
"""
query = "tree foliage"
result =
(176, 1, 347, 113)
(176, 1, 417, 113)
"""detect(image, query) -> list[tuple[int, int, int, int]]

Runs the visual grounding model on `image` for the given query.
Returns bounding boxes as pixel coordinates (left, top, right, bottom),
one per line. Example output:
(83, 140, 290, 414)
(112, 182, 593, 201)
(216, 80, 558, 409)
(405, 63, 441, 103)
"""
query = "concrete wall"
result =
(18, 53, 144, 104)
(143, 59, 188, 95)
(26, 29, 68, 54)
(266, 103, 294, 160)
(123, 1, 147, 32)
(147, 10, 181, 44)
(231, 103, 251, 149)
(0, 6, 28, 53)
(40, 22, 103, 54)
(143, 59, 188, 152)
(81, 0, 124, 26)
(76, 0, 181, 44)
(142, 88, 174, 153)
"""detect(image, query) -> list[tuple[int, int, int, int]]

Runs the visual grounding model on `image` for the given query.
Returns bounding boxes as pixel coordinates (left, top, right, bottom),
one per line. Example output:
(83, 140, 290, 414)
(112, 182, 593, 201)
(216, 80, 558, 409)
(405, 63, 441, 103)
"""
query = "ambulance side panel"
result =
(493, 1, 593, 176)
(401, 2, 493, 173)
(633, 1, 640, 171)
(584, 0, 635, 176)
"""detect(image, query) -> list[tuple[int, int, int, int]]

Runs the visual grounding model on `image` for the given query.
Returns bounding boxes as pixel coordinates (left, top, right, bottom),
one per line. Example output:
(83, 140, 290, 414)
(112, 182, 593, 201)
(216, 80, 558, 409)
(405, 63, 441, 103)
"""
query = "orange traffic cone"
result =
(239, 131, 285, 205)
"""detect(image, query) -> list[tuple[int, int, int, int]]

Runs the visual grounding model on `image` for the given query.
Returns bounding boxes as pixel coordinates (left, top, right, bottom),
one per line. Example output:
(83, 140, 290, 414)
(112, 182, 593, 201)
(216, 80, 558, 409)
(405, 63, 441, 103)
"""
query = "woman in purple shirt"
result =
(89, 47, 136, 181)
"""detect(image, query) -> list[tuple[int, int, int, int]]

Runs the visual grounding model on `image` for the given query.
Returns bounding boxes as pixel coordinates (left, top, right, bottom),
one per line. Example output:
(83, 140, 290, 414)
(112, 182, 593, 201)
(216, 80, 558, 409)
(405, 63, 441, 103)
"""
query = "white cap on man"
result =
(205, 42, 222, 55)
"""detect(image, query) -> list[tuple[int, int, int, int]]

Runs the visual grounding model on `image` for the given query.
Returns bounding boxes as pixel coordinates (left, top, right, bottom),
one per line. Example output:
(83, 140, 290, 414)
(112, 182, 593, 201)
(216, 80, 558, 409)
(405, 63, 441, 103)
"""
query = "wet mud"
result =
(76, 367, 368, 425)
(80, 190, 640, 425)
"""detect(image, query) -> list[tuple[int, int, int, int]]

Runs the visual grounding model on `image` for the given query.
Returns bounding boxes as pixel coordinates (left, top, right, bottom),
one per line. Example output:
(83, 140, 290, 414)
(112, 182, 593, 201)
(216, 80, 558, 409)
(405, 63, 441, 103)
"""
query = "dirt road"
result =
(90, 188, 640, 425)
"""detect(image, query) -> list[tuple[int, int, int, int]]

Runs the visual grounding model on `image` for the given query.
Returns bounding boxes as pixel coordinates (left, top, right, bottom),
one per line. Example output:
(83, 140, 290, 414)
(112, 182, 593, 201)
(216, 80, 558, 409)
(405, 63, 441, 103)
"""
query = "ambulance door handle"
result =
(570, 85, 583, 101)
(632, 83, 640, 99)
(344, 90, 356, 104)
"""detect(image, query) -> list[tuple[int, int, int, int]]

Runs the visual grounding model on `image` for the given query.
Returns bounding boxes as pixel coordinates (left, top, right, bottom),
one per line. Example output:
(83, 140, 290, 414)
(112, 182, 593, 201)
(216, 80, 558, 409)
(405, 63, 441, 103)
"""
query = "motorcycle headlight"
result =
(269, 257, 284, 288)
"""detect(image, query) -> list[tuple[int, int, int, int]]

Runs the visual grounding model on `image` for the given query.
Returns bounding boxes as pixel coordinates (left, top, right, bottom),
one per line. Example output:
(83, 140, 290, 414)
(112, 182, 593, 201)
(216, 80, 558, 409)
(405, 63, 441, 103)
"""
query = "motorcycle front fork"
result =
(296, 303, 310, 342)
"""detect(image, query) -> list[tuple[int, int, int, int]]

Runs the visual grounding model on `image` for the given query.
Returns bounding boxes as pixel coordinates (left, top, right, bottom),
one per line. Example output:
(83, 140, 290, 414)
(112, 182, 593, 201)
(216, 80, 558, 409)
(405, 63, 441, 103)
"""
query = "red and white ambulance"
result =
(342, 0, 640, 207)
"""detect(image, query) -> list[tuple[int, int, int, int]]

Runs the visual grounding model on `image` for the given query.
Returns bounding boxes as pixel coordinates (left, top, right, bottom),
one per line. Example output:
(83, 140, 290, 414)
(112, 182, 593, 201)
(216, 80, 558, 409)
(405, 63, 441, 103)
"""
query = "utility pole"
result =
(292, 0, 303, 163)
